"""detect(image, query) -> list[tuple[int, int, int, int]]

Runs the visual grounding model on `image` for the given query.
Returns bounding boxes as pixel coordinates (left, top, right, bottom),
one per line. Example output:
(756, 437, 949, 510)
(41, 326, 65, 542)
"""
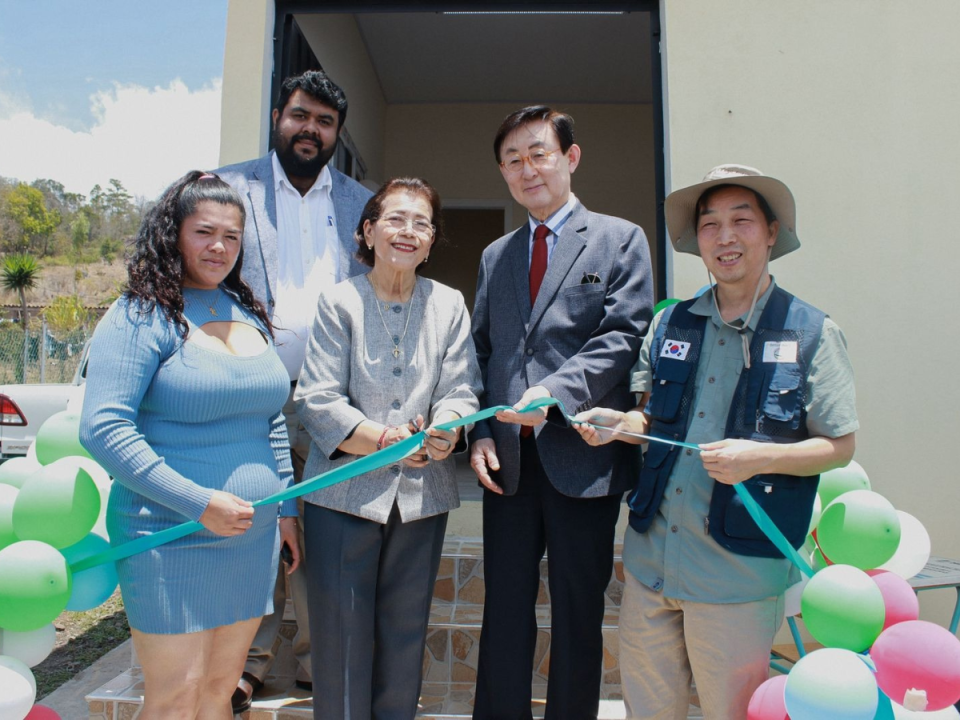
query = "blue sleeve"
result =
(269, 409, 297, 516)
(79, 298, 215, 521)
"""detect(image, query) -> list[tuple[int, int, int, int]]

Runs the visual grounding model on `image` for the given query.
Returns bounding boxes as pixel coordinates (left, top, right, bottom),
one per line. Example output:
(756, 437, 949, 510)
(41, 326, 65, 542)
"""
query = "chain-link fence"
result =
(0, 320, 93, 385)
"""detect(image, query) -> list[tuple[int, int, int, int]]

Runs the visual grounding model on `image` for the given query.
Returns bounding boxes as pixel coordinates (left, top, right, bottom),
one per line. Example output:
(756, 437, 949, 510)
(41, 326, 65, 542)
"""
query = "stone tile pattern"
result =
(422, 540, 625, 692)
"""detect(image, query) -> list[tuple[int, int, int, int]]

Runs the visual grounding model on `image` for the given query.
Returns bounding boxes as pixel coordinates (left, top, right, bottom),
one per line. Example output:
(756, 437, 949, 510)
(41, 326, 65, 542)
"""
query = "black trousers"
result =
(304, 502, 447, 720)
(473, 435, 623, 720)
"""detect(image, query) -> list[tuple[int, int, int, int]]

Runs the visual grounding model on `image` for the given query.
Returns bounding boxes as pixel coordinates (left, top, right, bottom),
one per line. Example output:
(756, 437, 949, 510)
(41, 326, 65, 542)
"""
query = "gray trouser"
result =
(244, 387, 312, 682)
(304, 501, 447, 719)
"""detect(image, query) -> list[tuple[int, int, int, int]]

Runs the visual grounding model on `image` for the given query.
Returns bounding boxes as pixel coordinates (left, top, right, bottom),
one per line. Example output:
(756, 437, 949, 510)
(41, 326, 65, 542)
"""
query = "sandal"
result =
(231, 671, 263, 715)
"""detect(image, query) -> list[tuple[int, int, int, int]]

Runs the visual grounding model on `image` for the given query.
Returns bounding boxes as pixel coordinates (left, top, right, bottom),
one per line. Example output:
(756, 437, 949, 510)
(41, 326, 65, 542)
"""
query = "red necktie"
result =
(522, 224, 550, 439)
(529, 224, 549, 305)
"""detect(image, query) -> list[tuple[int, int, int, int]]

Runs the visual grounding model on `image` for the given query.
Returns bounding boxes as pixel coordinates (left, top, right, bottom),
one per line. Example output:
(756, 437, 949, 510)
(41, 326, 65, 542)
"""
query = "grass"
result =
(34, 590, 131, 699)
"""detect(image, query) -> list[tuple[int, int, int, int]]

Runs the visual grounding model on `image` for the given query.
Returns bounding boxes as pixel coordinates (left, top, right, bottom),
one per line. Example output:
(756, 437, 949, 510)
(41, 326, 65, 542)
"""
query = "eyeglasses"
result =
(499, 148, 562, 175)
(378, 214, 436, 239)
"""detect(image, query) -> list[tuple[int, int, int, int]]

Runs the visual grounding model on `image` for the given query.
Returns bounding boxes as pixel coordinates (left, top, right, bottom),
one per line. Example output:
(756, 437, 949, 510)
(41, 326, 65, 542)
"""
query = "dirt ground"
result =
(0, 260, 127, 310)
(34, 590, 130, 699)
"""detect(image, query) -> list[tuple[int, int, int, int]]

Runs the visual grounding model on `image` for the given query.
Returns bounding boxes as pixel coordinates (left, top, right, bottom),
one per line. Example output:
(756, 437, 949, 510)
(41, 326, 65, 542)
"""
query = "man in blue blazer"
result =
(470, 106, 654, 718)
(216, 70, 372, 713)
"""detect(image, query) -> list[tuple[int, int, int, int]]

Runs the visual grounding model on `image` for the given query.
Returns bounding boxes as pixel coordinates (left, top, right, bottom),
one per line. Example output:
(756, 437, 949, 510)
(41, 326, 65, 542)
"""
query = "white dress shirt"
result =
(271, 152, 341, 379)
(527, 193, 578, 267)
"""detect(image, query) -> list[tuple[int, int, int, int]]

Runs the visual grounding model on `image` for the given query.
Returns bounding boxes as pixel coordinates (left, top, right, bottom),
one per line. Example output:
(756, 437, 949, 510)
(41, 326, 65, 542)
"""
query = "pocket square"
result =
(580, 272, 602, 284)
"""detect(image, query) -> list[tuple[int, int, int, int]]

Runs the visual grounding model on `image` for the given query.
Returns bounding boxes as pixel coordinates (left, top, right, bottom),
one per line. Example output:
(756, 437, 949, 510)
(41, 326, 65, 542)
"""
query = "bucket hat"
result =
(664, 164, 799, 260)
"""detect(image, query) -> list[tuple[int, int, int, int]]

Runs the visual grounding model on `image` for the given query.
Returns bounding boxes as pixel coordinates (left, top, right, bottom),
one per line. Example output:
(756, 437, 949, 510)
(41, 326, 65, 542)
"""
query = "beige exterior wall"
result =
(219, 0, 274, 164)
(661, 0, 960, 624)
(296, 14, 388, 182)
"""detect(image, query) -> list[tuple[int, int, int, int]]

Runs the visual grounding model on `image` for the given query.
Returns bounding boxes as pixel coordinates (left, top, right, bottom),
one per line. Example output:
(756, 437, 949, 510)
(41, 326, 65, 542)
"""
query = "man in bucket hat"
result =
(574, 165, 859, 718)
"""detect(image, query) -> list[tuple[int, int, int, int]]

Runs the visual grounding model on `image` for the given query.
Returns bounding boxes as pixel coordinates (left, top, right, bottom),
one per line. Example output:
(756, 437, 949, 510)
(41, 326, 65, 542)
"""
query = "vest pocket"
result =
(646, 359, 693, 422)
(717, 474, 817, 552)
(762, 366, 803, 428)
(627, 442, 675, 531)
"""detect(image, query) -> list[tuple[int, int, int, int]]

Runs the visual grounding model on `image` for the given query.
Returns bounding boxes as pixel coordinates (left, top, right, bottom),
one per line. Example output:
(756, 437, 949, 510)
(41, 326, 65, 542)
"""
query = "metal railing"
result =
(0, 320, 92, 385)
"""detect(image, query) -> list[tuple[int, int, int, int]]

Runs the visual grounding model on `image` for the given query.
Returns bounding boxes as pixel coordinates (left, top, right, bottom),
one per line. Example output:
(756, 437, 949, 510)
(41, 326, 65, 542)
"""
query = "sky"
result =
(0, 0, 229, 200)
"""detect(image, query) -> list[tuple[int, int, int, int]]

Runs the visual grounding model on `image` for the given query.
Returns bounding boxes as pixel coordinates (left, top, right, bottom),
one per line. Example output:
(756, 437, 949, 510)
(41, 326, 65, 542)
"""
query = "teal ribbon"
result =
(70, 397, 814, 578)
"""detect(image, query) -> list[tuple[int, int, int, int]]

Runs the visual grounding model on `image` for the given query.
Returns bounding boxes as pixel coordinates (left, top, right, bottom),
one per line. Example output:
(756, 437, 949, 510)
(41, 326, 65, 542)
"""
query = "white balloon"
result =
(784, 575, 810, 617)
(25, 441, 38, 465)
(878, 511, 931, 579)
(808, 493, 822, 534)
(0, 655, 36, 696)
(0, 624, 57, 667)
(0, 664, 34, 720)
(891, 700, 960, 719)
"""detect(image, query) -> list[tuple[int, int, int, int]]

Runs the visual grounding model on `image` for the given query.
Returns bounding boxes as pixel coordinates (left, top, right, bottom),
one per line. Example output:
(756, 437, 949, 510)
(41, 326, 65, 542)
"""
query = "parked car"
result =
(0, 343, 89, 461)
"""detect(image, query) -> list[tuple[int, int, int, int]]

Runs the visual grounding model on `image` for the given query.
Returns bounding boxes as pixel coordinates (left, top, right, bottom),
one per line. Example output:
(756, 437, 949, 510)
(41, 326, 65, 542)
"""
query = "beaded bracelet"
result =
(376, 425, 395, 451)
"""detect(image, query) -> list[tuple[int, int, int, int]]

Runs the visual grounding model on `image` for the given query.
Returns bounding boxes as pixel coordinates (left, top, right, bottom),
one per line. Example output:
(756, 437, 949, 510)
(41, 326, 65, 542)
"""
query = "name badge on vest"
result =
(660, 339, 691, 361)
(763, 340, 798, 363)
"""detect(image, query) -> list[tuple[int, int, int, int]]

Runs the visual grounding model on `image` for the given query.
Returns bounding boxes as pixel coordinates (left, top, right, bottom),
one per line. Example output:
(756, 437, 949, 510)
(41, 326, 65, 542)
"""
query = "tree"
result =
(5, 184, 61, 255)
(71, 213, 91, 260)
(2, 253, 41, 324)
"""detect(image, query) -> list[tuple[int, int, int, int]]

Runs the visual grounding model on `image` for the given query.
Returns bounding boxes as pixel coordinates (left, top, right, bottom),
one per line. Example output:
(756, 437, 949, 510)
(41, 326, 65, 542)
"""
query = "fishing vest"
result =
(627, 286, 826, 558)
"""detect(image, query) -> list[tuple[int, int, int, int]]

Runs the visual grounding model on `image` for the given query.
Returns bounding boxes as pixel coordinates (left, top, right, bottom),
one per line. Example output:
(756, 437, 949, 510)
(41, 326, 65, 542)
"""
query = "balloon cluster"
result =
(0, 411, 116, 720)
(748, 460, 960, 720)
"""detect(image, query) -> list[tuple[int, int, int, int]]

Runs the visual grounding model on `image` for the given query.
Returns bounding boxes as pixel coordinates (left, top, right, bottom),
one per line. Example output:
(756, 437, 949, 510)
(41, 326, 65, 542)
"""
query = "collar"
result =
(271, 151, 332, 195)
(691, 276, 778, 332)
(527, 193, 578, 238)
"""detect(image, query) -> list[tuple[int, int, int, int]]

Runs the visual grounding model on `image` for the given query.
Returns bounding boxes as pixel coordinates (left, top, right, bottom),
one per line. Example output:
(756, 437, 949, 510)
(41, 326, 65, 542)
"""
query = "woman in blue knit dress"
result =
(80, 171, 300, 719)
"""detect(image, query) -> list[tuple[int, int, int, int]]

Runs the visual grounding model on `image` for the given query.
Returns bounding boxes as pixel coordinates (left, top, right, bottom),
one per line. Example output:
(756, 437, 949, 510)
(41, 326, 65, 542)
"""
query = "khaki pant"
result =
(619, 570, 784, 720)
(244, 387, 312, 683)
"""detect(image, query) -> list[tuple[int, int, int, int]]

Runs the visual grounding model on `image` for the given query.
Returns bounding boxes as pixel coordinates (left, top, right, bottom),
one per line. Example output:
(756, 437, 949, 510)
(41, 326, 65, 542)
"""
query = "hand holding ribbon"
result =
(71, 396, 813, 579)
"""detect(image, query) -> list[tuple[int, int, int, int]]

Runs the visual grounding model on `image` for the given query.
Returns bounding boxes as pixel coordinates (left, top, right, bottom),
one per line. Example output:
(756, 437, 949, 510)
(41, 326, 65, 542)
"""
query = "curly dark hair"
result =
(354, 177, 446, 273)
(125, 170, 272, 338)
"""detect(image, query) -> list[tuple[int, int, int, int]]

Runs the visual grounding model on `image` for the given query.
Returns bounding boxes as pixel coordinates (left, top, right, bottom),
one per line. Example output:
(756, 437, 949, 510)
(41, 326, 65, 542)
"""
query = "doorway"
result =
(272, 2, 665, 301)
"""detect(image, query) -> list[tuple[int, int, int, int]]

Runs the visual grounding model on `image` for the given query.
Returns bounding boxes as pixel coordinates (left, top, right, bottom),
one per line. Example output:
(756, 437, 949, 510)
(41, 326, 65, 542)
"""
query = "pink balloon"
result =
(867, 570, 920, 631)
(871, 620, 960, 711)
(24, 706, 61, 720)
(748, 674, 790, 720)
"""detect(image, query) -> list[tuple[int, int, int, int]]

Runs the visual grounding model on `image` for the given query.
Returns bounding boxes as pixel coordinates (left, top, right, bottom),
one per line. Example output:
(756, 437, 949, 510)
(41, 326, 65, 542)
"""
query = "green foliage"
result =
(100, 237, 123, 263)
(2, 253, 41, 323)
(1, 175, 139, 263)
(71, 213, 91, 258)
(42, 295, 92, 335)
(5, 184, 61, 254)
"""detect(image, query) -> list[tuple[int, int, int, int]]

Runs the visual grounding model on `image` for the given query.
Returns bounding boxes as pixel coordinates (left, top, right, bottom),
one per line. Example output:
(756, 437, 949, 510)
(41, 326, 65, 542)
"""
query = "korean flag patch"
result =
(660, 339, 690, 361)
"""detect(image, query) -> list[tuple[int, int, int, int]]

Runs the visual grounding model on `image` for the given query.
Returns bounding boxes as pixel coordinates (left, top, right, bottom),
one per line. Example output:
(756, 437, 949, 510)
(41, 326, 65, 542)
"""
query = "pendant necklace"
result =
(369, 276, 415, 359)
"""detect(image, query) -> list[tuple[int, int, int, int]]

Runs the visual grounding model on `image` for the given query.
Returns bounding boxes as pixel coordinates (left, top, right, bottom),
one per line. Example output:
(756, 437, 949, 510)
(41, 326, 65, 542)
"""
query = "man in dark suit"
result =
(470, 106, 654, 718)
(216, 69, 372, 714)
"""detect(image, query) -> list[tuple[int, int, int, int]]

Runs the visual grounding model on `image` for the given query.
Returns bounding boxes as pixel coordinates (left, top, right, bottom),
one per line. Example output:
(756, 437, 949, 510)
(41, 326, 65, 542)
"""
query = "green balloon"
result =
(0, 485, 19, 551)
(801, 564, 885, 652)
(0, 540, 72, 632)
(0, 457, 41, 490)
(817, 490, 901, 570)
(12, 459, 100, 549)
(818, 460, 870, 508)
(653, 298, 682, 316)
(35, 411, 93, 466)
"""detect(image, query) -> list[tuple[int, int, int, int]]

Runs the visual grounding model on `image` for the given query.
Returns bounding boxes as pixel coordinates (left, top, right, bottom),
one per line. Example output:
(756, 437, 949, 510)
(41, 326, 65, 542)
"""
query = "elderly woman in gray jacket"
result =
(294, 177, 481, 719)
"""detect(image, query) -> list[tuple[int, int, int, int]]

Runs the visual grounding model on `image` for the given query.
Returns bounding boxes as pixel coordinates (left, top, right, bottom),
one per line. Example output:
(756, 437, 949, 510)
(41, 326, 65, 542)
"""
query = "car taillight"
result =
(0, 395, 27, 426)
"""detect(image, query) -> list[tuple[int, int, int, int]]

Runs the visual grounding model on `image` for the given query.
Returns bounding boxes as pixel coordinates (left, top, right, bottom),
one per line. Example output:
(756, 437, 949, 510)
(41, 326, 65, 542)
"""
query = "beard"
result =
(273, 129, 336, 180)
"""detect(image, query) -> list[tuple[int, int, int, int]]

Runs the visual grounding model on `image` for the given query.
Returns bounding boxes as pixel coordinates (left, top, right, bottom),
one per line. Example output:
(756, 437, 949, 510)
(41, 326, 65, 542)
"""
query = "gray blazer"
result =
(294, 276, 481, 523)
(472, 201, 654, 498)
(215, 153, 373, 316)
